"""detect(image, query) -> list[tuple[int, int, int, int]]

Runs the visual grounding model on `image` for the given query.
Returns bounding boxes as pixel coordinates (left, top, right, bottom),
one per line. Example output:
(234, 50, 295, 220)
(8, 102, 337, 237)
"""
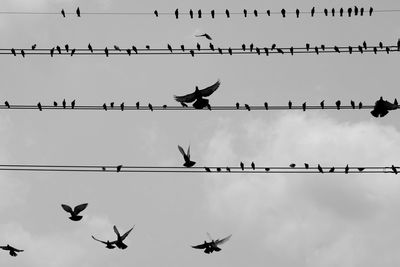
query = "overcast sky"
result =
(1, 0, 400, 266)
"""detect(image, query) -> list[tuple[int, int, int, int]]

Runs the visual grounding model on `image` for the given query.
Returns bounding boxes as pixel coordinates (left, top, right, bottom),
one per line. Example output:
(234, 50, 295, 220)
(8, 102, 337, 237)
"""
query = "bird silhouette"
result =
(190, 50, 195, 57)
(264, 102, 268, 110)
(236, 102, 240, 109)
(5, 101, 10, 108)
(126, 49, 131, 55)
(61, 9, 65, 17)
(103, 103, 107, 111)
(379, 42, 383, 49)
(304, 163, 309, 169)
(329, 167, 335, 173)
(340, 8, 344, 16)
(198, 9, 202, 18)
(113, 225, 134, 249)
(180, 45, 185, 52)
(335, 100, 341, 110)
(70, 49, 76, 56)
(240, 162, 244, 170)
(226, 167, 231, 172)
(62, 99, 66, 108)
(251, 162, 255, 170)
(243, 9, 247, 17)
(345, 164, 349, 174)
(31, 44, 37, 50)
(311, 7, 315, 17)
(391, 165, 398, 174)
(195, 33, 212, 40)
(218, 47, 223, 54)
(360, 7, 364, 16)
(351, 100, 355, 109)
(132, 46, 138, 54)
(178, 145, 196, 168)
(254, 9, 258, 17)
(211, 10, 215, 18)
(136, 102, 140, 109)
(56, 46, 62, 54)
(104, 47, 109, 57)
(354, 6, 359, 16)
(348, 7, 352, 17)
(225, 9, 230, 18)
(334, 46, 340, 53)
(110, 102, 114, 109)
(120, 103, 125, 111)
(359, 102, 363, 109)
(11, 48, 16, 56)
(196, 43, 201, 51)
(148, 103, 153, 111)
(244, 104, 250, 111)
(266, 10, 270, 16)
(50, 47, 55, 57)
(189, 9, 193, 19)
(265, 168, 270, 172)
(229, 47, 233, 55)
(91, 236, 116, 249)
(71, 100, 76, 109)
(116, 165, 122, 172)
(174, 80, 220, 109)
(281, 9, 286, 17)
(348, 46, 353, 54)
(288, 101, 292, 109)
(314, 46, 319, 55)
(61, 203, 88, 221)
(306, 43, 310, 51)
(289, 163, 296, 168)
(175, 8, 179, 19)
(317, 164, 324, 173)
(324, 8, 328, 16)
(192, 234, 232, 254)
(154, 10, 158, 17)
(76, 7, 81, 17)
(88, 43, 93, 53)
(332, 8, 335, 16)
(0, 245, 24, 257)
(369, 7, 373, 16)
(296, 9, 300, 18)
(204, 167, 211, 172)
(371, 97, 398, 118)
(264, 47, 269, 56)
(363, 41, 367, 50)
(65, 44, 69, 52)
(209, 43, 214, 51)
(167, 44, 172, 53)
(216, 167, 221, 172)
(358, 168, 365, 172)
(37, 102, 42, 111)
(302, 102, 306, 111)
(114, 45, 121, 51)
(21, 50, 25, 58)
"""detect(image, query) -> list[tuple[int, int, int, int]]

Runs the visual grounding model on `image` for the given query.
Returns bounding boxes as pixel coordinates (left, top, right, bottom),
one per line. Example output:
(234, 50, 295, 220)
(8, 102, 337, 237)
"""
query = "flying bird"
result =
(178, 145, 196, 168)
(61, 203, 88, 221)
(91, 236, 116, 249)
(174, 80, 220, 109)
(371, 97, 398, 118)
(113, 225, 134, 249)
(0, 245, 24, 257)
(192, 233, 232, 254)
(76, 7, 81, 17)
(195, 33, 212, 40)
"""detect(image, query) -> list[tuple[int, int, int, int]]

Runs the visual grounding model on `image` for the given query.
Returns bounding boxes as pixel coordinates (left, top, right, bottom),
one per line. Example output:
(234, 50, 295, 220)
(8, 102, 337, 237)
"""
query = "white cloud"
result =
(203, 113, 400, 266)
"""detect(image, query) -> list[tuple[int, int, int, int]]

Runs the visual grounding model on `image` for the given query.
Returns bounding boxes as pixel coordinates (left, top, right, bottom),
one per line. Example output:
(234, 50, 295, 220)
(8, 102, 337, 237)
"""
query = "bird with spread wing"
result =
(113, 225, 134, 249)
(192, 233, 232, 254)
(61, 203, 88, 221)
(178, 145, 196, 167)
(0, 245, 24, 257)
(91, 236, 117, 249)
(174, 80, 220, 109)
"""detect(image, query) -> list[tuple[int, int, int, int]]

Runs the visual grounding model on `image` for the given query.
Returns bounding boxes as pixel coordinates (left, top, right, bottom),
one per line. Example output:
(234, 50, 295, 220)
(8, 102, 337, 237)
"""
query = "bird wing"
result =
(215, 234, 232, 246)
(92, 235, 108, 245)
(121, 226, 134, 240)
(192, 243, 209, 249)
(113, 225, 121, 238)
(174, 91, 197, 103)
(178, 145, 188, 160)
(0, 246, 9, 250)
(73, 203, 88, 215)
(13, 248, 23, 252)
(199, 80, 220, 97)
(61, 204, 73, 214)
(187, 146, 191, 159)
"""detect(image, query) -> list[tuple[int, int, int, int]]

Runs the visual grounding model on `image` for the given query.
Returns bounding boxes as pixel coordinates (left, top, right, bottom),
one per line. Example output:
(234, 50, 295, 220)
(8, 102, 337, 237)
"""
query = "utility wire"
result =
(0, 164, 398, 174)
(1, 43, 399, 57)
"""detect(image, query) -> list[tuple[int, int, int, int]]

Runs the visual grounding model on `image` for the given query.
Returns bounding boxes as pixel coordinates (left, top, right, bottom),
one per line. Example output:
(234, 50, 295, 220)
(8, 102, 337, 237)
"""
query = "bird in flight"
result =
(113, 225, 135, 249)
(371, 97, 398, 118)
(192, 233, 232, 254)
(178, 145, 196, 167)
(61, 203, 88, 221)
(91, 236, 116, 249)
(195, 33, 212, 40)
(174, 80, 220, 109)
(0, 245, 24, 257)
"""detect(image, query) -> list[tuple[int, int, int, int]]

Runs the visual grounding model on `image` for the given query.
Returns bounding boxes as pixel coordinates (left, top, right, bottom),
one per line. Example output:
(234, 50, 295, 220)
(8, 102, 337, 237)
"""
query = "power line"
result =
(0, 164, 398, 174)
(1, 43, 399, 57)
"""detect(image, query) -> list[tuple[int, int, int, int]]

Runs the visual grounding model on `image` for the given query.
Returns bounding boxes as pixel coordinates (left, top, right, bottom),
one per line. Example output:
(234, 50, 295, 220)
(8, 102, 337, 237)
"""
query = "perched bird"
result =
(229, 47, 233, 55)
(71, 100, 76, 109)
(62, 99, 66, 109)
(136, 102, 140, 109)
(91, 236, 116, 249)
(244, 104, 250, 111)
(218, 47, 223, 54)
(103, 103, 107, 111)
(11, 48, 16, 56)
(148, 103, 153, 111)
(369, 7, 373, 16)
(116, 165, 122, 172)
(31, 44, 37, 50)
(304, 163, 309, 169)
(240, 162, 244, 171)
(104, 47, 109, 57)
(114, 45, 121, 51)
(190, 50, 195, 57)
(329, 167, 335, 173)
(265, 168, 270, 172)
(196, 43, 201, 51)
(167, 44, 172, 53)
(243, 9, 247, 17)
(120, 102, 125, 111)
(340, 8, 344, 16)
(0, 245, 24, 257)
(348, 46, 353, 54)
(347, 7, 352, 17)
(302, 102, 306, 111)
(266, 10, 270, 16)
(345, 164, 349, 174)
(392, 165, 398, 174)
(175, 8, 179, 19)
(189, 9, 193, 19)
(290, 47, 294, 55)
(281, 9, 286, 17)
(174, 80, 220, 109)
(311, 7, 315, 17)
(216, 167, 221, 172)
(324, 8, 328, 16)
(360, 7, 364, 16)
(61, 9, 66, 17)
(192, 233, 232, 254)
(205, 167, 211, 172)
(306, 43, 310, 51)
(264, 102, 268, 110)
(76, 7, 81, 17)
(61, 203, 88, 221)
(209, 43, 214, 51)
(180, 45, 185, 52)
(5, 101, 10, 108)
(113, 225, 134, 249)
(132, 46, 138, 54)
(236, 102, 240, 109)
(70, 49, 76, 56)
(314, 46, 319, 55)
(198, 9, 202, 18)
(251, 162, 255, 170)
(65, 44, 69, 52)
(195, 33, 212, 40)
(335, 100, 341, 110)
(296, 9, 300, 18)
(21, 50, 25, 58)
(358, 102, 363, 109)
(317, 164, 324, 173)
(178, 145, 196, 168)
(50, 47, 55, 57)
(288, 101, 292, 109)
(225, 9, 230, 18)
(37, 102, 42, 111)
(354, 6, 359, 16)
(289, 163, 296, 168)
(334, 46, 340, 53)
(126, 49, 132, 56)
(277, 48, 284, 54)
(154, 10, 158, 17)
(211, 10, 215, 18)
(332, 8, 335, 16)
(226, 167, 231, 172)
(371, 97, 398, 118)
(254, 9, 258, 17)
(363, 41, 367, 50)
(162, 104, 167, 109)
(88, 43, 93, 53)
(56, 46, 62, 54)
(358, 168, 365, 172)
(110, 102, 114, 109)
(351, 100, 355, 109)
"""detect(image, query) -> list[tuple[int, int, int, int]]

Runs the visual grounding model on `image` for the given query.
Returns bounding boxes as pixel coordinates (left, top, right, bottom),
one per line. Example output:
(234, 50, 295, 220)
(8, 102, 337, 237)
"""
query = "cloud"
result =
(202, 113, 400, 266)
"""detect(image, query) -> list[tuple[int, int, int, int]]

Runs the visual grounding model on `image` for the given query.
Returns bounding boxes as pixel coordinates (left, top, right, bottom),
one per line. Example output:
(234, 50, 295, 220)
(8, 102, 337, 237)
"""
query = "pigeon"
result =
(175, 8, 179, 19)
(225, 9, 230, 18)
(120, 103, 125, 111)
(56, 46, 62, 54)
(50, 47, 55, 57)
(371, 97, 398, 118)
(196, 43, 201, 51)
(211, 10, 215, 18)
(136, 102, 140, 109)
(126, 49, 131, 56)
(91, 236, 116, 249)
(11, 48, 16, 56)
(340, 8, 344, 16)
(148, 103, 153, 111)
(317, 164, 324, 173)
(37, 102, 42, 111)
(302, 102, 306, 111)
(192, 234, 232, 254)
(264, 102, 268, 110)
(0, 245, 23, 257)
(103, 103, 107, 111)
(198, 9, 202, 18)
(132, 46, 138, 54)
(335, 100, 341, 110)
(288, 101, 292, 109)
(345, 164, 349, 174)
(243, 9, 247, 17)
(88, 43, 93, 53)
(360, 7, 364, 16)
(189, 9, 193, 19)
(296, 9, 300, 18)
(205, 167, 211, 172)
(254, 9, 258, 17)
(348, 7, 352, 17)
(324, 8, 328, 16)
(329, 167, 335, 173)
(266, 10, 270, 16)
(167, 44, 172, 53)
(351, 100, 355, 109)
(311, 7, 315, 17)
(281, 9, 286, 17)
(116, 165, 122, 172)
(61, 9, 66, 17)
(31, 44, 37, 50)
(190, 50, 195, 57)
(244, 104, 250, 111)
(174, 80, 220, 109)
(65, 44, 69, 52)
(70, 49, 76, 56)
(154, 10, 158, 17)
(236, 102, 240, 109)
(240, 162, 244, 171)
(251, 162, 255, 170)
(304, 163, 309, 169)
(76, 7, 81, 17)
(5, 101, 10, 108)
(113, 225, 134, 249)
(71, 100, 76, 109)
(392, 165, 398, 174)
(61, 203, 88, 221)
(332, 8, 335, 16)
(369, 7, 373, 16)
(289, 163, 296, 168)
(178, 145, 196, 167)
(195, 33, 212, 40)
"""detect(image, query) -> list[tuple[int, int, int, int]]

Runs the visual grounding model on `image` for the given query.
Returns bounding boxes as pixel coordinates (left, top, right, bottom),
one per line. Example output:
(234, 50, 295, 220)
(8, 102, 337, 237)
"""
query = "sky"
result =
(1, 0, 400, 266)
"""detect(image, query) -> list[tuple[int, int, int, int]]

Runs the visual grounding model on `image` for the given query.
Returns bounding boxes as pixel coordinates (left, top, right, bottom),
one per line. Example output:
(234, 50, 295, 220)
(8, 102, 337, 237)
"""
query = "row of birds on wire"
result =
(3, 39, 400, 57)
(1, 79, 398, 117)
(1, 203, 231, 257)
(56, 6, 375, 18)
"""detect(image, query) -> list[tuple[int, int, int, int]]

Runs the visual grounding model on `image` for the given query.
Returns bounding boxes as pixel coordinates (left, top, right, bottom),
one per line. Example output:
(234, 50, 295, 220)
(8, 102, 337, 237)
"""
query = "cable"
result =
(1, 43, 399, 57)
(0, 164, 398, 174)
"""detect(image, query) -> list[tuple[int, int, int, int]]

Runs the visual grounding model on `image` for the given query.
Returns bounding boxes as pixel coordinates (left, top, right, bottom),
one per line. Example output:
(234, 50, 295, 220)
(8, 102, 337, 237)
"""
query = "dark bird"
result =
(216, 167, 221, 172)
(132, 45, 138, 54)
(180, 45, 185, 52)
(148, 103, 153, 111)
(229, 47, 233, 55)
(145, 45, 150, 50)
(240, 162, 244, 171)
(167, 44, 172, 53)
(265, 168, 270, 172)
(250, 43, 255, 51)
(225, 9, 230, 18)
(373, 47, 377, 54)
(5, 101, 10, 108)
(116, 165, 122, 172)
(320, 100, 325, 109)
(314, 46, 319, 55)
(211, 10, 215, 18)
(31, 44, 37, 50)
(11, 48, 16, 56)
(62, 99, 66, 109)
(288, 101, 292, 109)
(88, 43, 93, 53)
(190, 50, 194, 57)
(347, 7, 352, 17)
(174, 80, 220, 109)
(61, 9, 65, 17)
(369, 7, 373, 16)
(91, 236, 116, 249)
(348, 46, 353, 54)
(0, 245, 24, 257)
(360, 7, 364, 16)
(205, 167, 211, 172)
(236, 102, 240, 109)
(243, 9, 247, 17)
(244, 104, 250, 111)
(198, 9, 202, 18)
(162, 105, 167, 109)
(196, 43, 201, 51)
(264, 102, 268, 110)
(226, 167, 231, 172)
(289, 163, 296, 168)
(251, 162, 255, 170)
(329, 167, 335, 173)
(391, 165, 398, 174)
(65, 44, 69, 52)
(358, 45, 363, 54)
(386, 46, 390, 54)
(266, 10, 270, 16)
(103, 103, 107, 111)
(358, 168, 365, 172)
(345, 164, 349, 174)
(126, 49, 131, 56)
(189, 9, 193, 19)
(371, 97, 398, 118)
(136, 102, 140, 109)
(311, 7, 315, 17)
(105, 47, 109, 57)
(61, 203, 88, 221)
(277, 48, 284, 54)
(354, 6, 359, 16)
(114, 45, 121, 51)
(76, 7, 81, 17)
(281, 9, 286, 17)
(321, 44, 325, 51)
(302, 102, 306, 111)
(351, 100, 355, 109)
(192, 233, 232, 254)
(304, 163, 309, 169)
(154, 10, 158, 17)
(209, 43, 214, 51)
(306, 43, 310, 51)
(379, 42, 383, 49)
(50, 47, 54, 57)
(37, 102, 42, 111)
(332, 8, 335, 16)
(113, 225, 134, 249)
(358, 102, 363, 109)
(324, 8, 328, 16)
(335, 100, 341, 110)
(120, 102, 125, 111)
(56, 46, 62, 54)
(290, 47, 294, 55)
(71, 100, 76, 109)
(334, 46, 340, 53)
(178, 145, 196, 168)
(363, 41, 367, 50)
(296, 9, 300, 18)
(21, 50, 25, 58)
(110, 102, 114, 109)
(70, 49, 76, 56)
(195, 33, 212, 40)
(254, 10, 258, 17)
(175, 8, 179, 19)
(340, 8, 344, 16)
(317, 164, 324, 173)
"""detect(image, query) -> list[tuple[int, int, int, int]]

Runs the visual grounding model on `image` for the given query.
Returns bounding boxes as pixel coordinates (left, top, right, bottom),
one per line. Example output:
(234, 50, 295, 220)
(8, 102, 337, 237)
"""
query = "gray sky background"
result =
(1, 0, 400, 266)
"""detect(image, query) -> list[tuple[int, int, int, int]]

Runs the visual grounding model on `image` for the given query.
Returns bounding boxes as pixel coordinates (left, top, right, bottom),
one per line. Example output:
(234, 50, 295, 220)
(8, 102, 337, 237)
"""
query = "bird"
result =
(225, 9, 230, 18)
(265, 168, 270, 172)
(114, 45, 121, 51)
(0, 245, 24, 257)
(91, 236, 116, 249)
(5, 101, 10, 108)
(148, 103, 153, 111)
(126, 49, 131, 56)
(132, 46, 138, 54)
(251, 162, 255, 170)
(229, 47, 233, 55)
(70, 49, 76, 56)
(189, 9, 193, 19)
(198, 9, 202, 18)
(174, 80, 220, 109)
(244, 104, 250, 111)
(37, 102, 42, 111)
(50, 47, 55, 57)
(289, 163, 296, 168)
(88, 43, 93, 53)
(192, 233, 232, 254)
(358, 102, 363, 109)
(311, 7, 315, 17)
(334, 46, 340, 53)
(76, 7, 81, 17)
(62, 99, 66, 108)
(195, 33, 212, 40)
(266, 10, 270, 16)
(369, 7, 373, 16)
(61, 203, 88, 221)
(243, 9, 247, 17)
(113, 225, 134, 249)
(351, 100, 355, 109)
(254, 9, 258, 17)
(136, 102, 140, 109)
(154, 10, 158, 17)
(354, 6, 359, 16)
(345, 164, 349, 174)
(175, 8, 179, 19)
(302, 102, 306, 111)
(340, 8, 344, 16)
(324, 8, 328, 16)
(71, 100, 76, 109)
(332, 8, 335, 16)
(264, 47, 269, 56)
(190, 50, 195, 57)
(65, 44, 69, 52)
(145, 45, 150, 50)
(110, 102, 114, 109)
(306, 43, 310, 51)
(236, 102, 240, 109)
(290, 47, 294, 55)
(216, 167, 221, 172)
(104, 47, 109, 57)
(21, 50, 25, 58)
(103, 103, 107, 111)
(178, 145, 196, 168)
(120, 103, 125, 111)
(61, 9, 65, 17)
(348, 7, 352, 17)
(335, 100, 341, 110)
(11, 48, 16, 56)
(226, 167, 231, 172)
(277, 48, 284, 54)
(358, 168, 365, 172)
(281, 9, 286, 17)
(329, 167, 335, 173)
(31, 44, 37, 50)
(116, 165, 122, 172)
(304, 163, 309, 169)
(205, 167, 211, 172)
(363, 41, 367, 50)
(288, 101, 292, 109)
(371, 97, 398, 118)
(211, 10, 215, 18)
(317, 164, 324, 173)
(180, 45, 185, 52)
(314, 46, 319, 55)
(392, 165, 398, 174)
(240, 162, 244, 171)
(379, 42, 383, 49)
(264, 102, 268, 110)
(218, 47, 223, 54)
(360, 7, 364, 16)
(167, 44, 172, 53)
(348, 46, 353, 54)
(196, 43, 201, 51)
(209, 43, 214, 51)
(296, 9, 300, 18)
(56, 46, 62, 54)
